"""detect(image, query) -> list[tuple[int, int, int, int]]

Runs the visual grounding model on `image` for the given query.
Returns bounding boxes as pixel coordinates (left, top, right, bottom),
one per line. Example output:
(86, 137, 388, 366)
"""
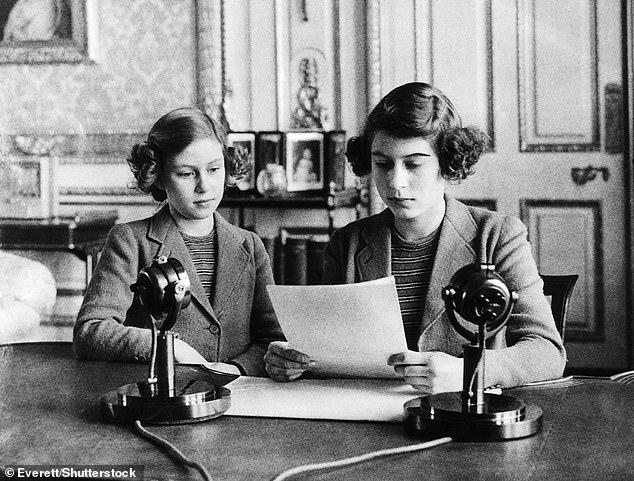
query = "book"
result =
(283, 237, 308, 285)
(306, 236, 329, 285)
(279, 227, 330, 285)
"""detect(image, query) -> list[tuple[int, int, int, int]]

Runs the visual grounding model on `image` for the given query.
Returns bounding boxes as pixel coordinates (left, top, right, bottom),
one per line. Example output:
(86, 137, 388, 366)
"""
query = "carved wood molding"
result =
(195, 0, 227, 127)
(2, 133, 144, 164)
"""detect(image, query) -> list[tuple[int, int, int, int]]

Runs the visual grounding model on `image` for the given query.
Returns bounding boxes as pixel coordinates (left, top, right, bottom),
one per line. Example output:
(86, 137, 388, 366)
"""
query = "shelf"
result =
(221, 187, 360, 210)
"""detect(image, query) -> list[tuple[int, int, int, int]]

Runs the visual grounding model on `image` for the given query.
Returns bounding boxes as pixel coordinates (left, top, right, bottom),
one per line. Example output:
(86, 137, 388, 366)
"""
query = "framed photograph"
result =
(326, 130, 346, 191)
(0, 157, 55, 218)
(285, 131, 325, 193)
(227, 131, 256, 192)
(256, 131, 284, 170)
(0, 0, 94, 64)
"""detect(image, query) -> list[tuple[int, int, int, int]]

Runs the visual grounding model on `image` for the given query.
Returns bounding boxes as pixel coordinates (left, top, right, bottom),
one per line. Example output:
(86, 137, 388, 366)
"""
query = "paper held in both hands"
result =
(267, 276, 408, 379)
(224, 277, 420, 423)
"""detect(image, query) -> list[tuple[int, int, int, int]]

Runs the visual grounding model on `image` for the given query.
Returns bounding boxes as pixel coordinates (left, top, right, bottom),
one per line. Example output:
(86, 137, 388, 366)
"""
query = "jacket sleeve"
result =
(484, 216, 567, 387)
(73, 223, 153, 362)
(228, 232, 285, 376)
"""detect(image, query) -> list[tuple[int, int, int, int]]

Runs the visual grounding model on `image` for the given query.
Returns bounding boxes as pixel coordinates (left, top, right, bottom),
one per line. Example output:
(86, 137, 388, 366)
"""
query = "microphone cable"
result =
(269, 436, 453, 481)
(132, 420, 212, 481)
(132, 418, 450, 481)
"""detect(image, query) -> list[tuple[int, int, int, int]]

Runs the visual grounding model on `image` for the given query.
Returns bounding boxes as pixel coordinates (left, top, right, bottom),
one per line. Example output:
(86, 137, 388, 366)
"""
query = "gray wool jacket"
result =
(74, 205, 284, 376)
(322, 196, 566, 388)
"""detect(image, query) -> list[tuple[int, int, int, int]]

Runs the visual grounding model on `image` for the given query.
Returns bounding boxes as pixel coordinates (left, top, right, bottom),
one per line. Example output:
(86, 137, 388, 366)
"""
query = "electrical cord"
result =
(132, 418, 450, 481)
(269, 436, 453, 481)
(133, 420, 213, 481)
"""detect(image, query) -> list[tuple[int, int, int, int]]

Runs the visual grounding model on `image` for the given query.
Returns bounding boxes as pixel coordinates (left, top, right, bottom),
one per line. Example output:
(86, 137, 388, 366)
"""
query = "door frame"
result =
(625, 0, 634, 369)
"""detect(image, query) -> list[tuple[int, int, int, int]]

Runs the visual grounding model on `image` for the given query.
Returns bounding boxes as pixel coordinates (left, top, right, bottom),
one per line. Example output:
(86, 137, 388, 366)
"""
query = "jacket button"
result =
(209, 325, 219, 334)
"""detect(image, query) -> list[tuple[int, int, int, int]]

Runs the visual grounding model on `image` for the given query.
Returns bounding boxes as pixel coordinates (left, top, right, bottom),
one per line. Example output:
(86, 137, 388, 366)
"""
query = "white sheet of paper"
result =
(224, 376, 420, 423)
(267, 276, 407, 379)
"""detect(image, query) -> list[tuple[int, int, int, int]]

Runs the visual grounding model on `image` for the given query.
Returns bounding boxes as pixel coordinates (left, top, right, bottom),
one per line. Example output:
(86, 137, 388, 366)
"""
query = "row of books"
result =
(259, 227, 331, 285)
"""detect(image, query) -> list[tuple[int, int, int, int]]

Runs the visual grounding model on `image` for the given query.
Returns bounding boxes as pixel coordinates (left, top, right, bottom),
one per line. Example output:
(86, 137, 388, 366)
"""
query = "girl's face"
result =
(159, 138, 226, 227)
(371, 131, 445, 224)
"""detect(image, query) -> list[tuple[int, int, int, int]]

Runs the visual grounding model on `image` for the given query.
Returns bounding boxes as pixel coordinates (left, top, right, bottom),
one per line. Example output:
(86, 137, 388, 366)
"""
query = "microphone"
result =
(403, 263, 543, 441)
(101, 256, 235, 425)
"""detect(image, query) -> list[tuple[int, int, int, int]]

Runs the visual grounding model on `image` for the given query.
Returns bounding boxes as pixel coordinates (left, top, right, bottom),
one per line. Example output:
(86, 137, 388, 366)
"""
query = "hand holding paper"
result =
(264, 340, 315, 381)
(266, 277, 408, 379)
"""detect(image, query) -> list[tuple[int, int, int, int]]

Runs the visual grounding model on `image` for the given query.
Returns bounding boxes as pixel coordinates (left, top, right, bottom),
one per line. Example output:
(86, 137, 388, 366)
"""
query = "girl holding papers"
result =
(264, 82, 565, 392)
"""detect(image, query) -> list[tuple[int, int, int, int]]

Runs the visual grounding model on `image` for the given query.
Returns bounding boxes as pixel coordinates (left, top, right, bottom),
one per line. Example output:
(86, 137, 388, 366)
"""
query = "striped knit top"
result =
(391, 226, 441, 350)
(180, 229, 217, 302)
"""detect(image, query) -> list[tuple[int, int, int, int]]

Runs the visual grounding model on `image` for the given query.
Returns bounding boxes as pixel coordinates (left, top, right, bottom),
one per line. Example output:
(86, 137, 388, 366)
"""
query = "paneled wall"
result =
(1, 0, 201, 223)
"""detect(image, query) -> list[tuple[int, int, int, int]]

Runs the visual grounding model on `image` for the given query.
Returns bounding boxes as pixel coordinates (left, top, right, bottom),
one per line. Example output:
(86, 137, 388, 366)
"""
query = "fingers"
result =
(393, 364, 431, 378)
(264, 341, 314, 382)
(393, 364, 433, 392)
(389, 351, 464, 394)
(267, 341, 312, 364)
(265, 365, 306, 382)
(387, 350, 431, 366)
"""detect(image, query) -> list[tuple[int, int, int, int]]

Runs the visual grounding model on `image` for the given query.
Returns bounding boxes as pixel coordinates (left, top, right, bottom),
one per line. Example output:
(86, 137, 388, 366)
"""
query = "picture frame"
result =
(325, 130, 346, 191)
(0, 156, 55, 218)
(256, 131, 284, 170)
(0, 0, 95, 64)
(227, 131, 257, 192)
(285, 131, 325, 193)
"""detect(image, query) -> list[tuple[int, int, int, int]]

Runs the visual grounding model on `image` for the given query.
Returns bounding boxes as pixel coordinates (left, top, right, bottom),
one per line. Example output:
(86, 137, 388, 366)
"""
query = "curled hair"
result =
(127, 107, 247, 201)
(346, 82, 489, 181)
(436, 126, 489, 181)
(127, 141, 164, 200)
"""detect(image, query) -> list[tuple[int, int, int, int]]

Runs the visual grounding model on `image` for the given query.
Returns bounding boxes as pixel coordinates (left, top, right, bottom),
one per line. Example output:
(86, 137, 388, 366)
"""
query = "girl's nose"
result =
(390, 164, 408, 190)
(196, 173, 211, 192)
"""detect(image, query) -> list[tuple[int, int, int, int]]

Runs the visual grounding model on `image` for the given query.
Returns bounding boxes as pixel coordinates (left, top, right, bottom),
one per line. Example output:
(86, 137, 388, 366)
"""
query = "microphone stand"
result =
(100, 257, 234, 425)
(403, 263, 544, 441)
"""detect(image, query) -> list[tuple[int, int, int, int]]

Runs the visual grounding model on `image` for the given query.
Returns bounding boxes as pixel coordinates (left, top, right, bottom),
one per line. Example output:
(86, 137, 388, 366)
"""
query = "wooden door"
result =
(370, 0, 629, 370)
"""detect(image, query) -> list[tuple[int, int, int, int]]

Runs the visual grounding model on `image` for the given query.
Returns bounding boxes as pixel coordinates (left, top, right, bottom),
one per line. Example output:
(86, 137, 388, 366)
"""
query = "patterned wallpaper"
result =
(0, 0, 196, 135)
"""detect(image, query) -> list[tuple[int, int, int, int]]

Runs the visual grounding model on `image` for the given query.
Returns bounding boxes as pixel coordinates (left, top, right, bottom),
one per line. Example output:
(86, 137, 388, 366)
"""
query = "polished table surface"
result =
(1, 342, 633, 481)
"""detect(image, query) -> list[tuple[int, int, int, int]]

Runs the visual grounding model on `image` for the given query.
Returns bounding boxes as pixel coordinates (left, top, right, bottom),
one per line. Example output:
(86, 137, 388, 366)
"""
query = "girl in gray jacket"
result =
(74, 108, 283, 376)
(265, 82, 565, 391)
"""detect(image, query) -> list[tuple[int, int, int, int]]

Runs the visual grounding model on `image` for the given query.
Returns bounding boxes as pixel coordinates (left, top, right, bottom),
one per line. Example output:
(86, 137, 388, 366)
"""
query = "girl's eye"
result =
(177, 171, 194, 178)
(207, 167, 221, 173)
(373, 160, 391, 169)
(405, 161, 423, 169)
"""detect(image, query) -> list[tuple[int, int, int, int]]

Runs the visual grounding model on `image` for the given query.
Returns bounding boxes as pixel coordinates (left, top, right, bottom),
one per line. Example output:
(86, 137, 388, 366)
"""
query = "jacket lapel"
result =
(147, 204, 217, 321)
(356, 210, 393, 282)
(421, 197, 479, 332)
(211, 212, 249, 320)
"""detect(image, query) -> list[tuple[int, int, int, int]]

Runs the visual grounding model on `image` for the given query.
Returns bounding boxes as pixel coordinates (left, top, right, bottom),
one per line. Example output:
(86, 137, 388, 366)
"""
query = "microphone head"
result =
(442, 264, 517, 340)
(130, 256, 191, 320)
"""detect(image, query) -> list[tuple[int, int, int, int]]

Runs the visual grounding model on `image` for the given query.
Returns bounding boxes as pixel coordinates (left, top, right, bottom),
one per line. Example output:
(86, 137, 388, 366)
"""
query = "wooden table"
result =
(0, 213, 117, 283)
(1, 342, 633, 480)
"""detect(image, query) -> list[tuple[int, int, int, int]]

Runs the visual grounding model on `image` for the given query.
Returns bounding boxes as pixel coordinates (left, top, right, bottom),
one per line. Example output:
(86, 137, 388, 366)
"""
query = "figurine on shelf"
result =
(291, 57, 328, 129)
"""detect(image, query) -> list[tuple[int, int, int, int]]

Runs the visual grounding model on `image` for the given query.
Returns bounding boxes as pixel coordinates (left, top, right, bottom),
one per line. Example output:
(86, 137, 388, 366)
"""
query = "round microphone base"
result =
(404, 392, 543, 441)
(101, 379, 231, 425)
